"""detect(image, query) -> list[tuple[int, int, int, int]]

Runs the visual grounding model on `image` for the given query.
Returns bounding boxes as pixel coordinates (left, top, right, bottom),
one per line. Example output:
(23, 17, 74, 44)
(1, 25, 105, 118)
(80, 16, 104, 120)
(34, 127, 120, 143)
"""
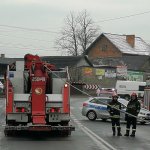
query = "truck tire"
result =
(87, 111, 97, 121)
(4, 129, 12, 136)
(61, 130, 71, 137)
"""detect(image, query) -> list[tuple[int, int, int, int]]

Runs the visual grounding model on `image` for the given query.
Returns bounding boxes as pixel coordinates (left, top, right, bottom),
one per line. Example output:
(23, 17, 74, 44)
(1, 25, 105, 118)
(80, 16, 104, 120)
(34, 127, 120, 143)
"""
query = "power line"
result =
(0, 24, 59, 34)
(0, 10, 150, 32)
(0, 33, 54, 43)
(0, 41, 59, 52)
(96, 10, 150, 23)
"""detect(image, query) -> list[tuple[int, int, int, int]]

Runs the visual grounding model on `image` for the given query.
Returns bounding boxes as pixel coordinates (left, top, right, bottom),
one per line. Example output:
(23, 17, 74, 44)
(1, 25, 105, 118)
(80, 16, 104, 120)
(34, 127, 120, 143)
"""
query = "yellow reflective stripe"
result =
(126, 128, 130, 130)
(132, 129, 136, 131)
(111, 115, 120, 118)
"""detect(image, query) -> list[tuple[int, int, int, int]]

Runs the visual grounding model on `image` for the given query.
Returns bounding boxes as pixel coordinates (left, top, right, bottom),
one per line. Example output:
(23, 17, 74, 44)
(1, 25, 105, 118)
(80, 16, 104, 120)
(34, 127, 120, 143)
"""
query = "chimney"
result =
(0, 54, 5, 58)
(126, 35, 135, 47)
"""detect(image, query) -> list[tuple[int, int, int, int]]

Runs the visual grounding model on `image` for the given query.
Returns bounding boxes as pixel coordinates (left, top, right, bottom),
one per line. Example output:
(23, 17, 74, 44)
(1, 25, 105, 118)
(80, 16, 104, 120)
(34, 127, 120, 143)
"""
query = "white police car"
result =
(82, 97, 150, 124)
(96, 88, 117, 97)
(82, 97, 111, 121)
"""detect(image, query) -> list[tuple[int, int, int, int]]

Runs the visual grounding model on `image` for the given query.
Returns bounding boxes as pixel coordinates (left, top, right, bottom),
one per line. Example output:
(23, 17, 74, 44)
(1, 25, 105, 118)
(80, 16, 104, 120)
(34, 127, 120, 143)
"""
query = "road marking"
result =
(70, 106, 82, 110)
(71, 113, 117, 150)
(70, 106, 74, 110)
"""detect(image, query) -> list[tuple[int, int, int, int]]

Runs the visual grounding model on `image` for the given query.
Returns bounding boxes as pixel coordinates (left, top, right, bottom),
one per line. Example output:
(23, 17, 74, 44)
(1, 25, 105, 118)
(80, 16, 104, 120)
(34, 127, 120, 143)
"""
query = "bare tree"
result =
(56, 12, 79, 56)
(77, 10, 100, 53)
(56, 10, 100, 56)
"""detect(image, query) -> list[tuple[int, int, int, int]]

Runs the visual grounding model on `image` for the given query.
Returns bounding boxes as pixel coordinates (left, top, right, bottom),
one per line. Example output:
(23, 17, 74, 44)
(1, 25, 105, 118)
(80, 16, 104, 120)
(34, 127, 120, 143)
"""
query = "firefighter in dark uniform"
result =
(107, 94, 122, 136)
(124, 92, 141, 137)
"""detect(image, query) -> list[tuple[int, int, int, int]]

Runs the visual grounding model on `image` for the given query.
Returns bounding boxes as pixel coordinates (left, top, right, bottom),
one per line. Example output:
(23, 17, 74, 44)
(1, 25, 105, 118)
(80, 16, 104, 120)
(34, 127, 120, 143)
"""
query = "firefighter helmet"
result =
(131, 92, 137, 97)
(112, 93, 118, 98)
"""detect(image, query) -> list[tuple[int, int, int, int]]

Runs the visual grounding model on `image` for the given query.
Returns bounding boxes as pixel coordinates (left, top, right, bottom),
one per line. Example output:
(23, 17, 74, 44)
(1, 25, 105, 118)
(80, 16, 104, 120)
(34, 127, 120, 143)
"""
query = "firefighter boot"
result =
(130, 130, 136, 137)
(112, 127, 116, 136)
(124, 130, 129, 136)
(117, 127, 122, 136)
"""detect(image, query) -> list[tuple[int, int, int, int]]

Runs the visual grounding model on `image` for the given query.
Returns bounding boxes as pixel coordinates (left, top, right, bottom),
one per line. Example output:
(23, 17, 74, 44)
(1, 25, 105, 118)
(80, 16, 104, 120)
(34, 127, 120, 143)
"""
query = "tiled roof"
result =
(122, 55, 149, 71)
(0, 56, 92, 68)
(92, 55, 149, 71)
(0, 58, 23, 65)
(84, 33, 150, 56)
(41, 56, 83, 68)
(104, 33, 150, 55)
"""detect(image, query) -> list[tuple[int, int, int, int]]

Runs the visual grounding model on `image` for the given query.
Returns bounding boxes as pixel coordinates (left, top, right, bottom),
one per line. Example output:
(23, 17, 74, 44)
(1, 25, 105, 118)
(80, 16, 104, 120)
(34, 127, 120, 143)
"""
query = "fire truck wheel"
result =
(4, 129, 11, 137)
(61, 130, 71, 137)
(61, 121, 69, 126)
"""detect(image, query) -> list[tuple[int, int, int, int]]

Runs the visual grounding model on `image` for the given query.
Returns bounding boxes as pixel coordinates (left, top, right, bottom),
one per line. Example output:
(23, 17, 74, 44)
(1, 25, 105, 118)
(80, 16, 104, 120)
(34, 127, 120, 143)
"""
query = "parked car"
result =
(82, 97, 150, 124)
(96, 88, 117, 97)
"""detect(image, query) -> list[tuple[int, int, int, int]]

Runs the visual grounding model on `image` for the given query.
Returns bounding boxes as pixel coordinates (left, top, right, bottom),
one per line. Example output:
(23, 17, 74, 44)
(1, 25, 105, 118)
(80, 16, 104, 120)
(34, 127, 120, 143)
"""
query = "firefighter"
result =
(124, 92, 141, 137)
(107, 94, 122, 136)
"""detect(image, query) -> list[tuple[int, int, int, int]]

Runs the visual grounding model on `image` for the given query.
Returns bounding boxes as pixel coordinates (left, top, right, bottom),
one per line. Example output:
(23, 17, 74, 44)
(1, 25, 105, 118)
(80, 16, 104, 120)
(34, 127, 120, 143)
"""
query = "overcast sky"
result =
(0, 0, 150, 57)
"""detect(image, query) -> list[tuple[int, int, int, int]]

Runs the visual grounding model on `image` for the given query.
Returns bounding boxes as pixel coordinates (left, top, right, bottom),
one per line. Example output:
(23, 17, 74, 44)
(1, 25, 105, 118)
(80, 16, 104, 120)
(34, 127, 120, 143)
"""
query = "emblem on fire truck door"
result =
(35, 88, 43, 95)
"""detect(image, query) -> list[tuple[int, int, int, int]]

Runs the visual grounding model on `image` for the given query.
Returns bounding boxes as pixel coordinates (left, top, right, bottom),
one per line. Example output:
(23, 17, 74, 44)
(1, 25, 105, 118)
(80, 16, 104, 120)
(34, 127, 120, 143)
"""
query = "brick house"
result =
(80, 33, 150, 90)
(84, 33, 150, 60)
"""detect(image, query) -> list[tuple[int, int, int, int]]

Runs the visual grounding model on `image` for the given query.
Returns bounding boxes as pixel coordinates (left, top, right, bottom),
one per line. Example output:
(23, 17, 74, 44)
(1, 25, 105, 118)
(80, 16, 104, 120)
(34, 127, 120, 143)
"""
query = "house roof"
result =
(0, 58, 23, 65)
(84, 33, 150, 56)
(41, 56, 81, 68)
(92, 55, 149, 71)
(41, 56, 92, 68)
(122, 55, 149, 71)
(0, 55, 92, 69)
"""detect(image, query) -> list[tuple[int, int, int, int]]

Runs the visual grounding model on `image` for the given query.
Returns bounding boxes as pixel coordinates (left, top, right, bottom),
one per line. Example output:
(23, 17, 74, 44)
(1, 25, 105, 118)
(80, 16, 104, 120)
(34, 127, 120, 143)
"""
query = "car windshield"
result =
(118, 99, 128, 106)
(99, 93, 113, 98)
(90, 98, 111, 105)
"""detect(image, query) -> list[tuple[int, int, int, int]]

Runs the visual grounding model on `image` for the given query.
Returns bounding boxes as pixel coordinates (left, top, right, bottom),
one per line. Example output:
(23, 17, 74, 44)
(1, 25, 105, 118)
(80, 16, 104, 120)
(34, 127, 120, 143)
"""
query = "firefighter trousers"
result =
(111, 118, 120, 127)
(126, 117, 137, 131)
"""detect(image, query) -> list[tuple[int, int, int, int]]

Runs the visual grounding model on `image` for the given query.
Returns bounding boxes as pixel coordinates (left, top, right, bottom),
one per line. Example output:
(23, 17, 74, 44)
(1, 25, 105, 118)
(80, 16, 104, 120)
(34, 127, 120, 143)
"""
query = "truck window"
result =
(139, 86, 145, 91)
(119, 85, 126, 88)
(51, 71, 67, 78)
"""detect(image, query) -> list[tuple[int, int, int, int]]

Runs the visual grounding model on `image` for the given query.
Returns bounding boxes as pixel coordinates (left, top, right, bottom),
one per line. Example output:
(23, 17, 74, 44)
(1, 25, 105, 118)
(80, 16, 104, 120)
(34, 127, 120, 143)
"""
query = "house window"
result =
(101, 44, 108, 51)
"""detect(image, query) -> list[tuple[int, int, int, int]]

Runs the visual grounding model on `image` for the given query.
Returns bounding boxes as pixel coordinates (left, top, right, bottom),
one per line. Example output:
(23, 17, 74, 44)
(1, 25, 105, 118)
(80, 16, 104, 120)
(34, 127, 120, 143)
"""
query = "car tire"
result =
(102, 119, 107, 122)
(87, 111, 97, 121)
(140, 121, 146, 125)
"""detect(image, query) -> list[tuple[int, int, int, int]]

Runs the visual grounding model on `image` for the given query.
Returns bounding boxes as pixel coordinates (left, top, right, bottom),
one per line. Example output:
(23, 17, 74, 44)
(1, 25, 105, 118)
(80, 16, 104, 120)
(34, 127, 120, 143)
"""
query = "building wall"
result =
(88, 36, 122, 60)
(69, 65, 147, 95)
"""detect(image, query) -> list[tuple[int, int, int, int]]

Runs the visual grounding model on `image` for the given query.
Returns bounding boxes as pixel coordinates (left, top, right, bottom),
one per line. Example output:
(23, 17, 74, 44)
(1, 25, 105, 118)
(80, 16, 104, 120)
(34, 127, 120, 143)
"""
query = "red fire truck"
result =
(4, 54, 75, 136)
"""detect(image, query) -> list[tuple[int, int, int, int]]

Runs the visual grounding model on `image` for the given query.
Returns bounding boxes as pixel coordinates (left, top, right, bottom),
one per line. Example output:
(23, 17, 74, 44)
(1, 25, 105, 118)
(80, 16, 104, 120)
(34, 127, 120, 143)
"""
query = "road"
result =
(0, 97, 150, 150)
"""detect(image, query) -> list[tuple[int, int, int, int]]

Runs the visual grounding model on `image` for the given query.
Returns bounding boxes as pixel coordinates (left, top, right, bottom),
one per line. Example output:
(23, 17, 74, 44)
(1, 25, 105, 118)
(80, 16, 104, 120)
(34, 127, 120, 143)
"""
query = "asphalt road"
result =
(0, 97, 150, 150)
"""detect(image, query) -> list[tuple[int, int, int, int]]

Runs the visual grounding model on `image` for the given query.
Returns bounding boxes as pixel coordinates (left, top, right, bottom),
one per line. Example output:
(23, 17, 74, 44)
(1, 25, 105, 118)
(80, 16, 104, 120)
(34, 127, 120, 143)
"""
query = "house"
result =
(41, 56, 93, 95)
(41, 55, 92, 69)
(41, 55, 92, 83)
(82, 33, 150, 83)
(84, 33, 150, 59)
(0, 54, 23, 82)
